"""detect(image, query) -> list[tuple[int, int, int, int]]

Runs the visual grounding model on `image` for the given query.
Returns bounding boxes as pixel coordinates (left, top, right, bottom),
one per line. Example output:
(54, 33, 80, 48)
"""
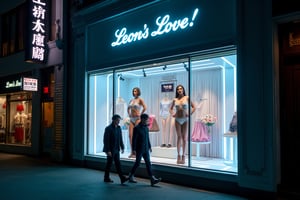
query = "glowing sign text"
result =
(5, 79, 22, 89)
(29, 0, 48, 62)
(111, 8, 199, 47)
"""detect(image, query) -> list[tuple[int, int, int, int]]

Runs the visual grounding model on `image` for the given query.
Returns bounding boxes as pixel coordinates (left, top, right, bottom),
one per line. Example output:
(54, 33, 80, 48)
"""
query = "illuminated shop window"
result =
(87, 52, 237, 173)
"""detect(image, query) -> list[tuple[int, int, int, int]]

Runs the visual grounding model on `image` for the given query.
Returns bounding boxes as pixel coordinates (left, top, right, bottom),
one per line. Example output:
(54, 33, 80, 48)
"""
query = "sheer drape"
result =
(191, 68, 223, 158)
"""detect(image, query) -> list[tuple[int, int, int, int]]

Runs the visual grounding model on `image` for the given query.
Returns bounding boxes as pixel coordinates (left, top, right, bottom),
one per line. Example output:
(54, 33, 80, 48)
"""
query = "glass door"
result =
(41, 101, 54, 153)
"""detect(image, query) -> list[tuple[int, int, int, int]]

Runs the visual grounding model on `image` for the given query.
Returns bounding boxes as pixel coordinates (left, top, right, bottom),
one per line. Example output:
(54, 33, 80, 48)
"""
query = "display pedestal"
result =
(192, 141, 211, 159)
(122, 129, 130, 152)
(223, 131, 237, 166)
(149, 131, 159, 147)
(151, 146, 177, 159)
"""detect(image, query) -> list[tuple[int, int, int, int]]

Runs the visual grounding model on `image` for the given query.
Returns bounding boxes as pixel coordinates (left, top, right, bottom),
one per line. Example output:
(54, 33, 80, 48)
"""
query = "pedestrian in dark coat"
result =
(103, 114, 128, 184)
(128, 113, 162, 186)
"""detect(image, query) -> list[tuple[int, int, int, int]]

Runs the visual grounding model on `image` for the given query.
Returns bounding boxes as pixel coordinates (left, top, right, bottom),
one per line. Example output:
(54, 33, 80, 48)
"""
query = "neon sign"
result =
(5, 79, 22, 89)
(111, 8, 199, 47)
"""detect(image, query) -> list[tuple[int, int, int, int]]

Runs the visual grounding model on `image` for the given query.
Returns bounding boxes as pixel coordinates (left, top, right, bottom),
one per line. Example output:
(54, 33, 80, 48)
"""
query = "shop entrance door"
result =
(278, 21, 300, 196)
(41, 101, 54, 154)
(279, 64, 300, 193)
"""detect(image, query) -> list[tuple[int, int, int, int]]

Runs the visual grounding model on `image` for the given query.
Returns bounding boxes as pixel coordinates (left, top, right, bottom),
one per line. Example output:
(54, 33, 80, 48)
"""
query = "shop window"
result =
(87, 52, 237, 173)
(4, 93, 33, 146)
(190, 54, 237, 171)
(0, 96, 7, 143)
(87, 72, 113, 154)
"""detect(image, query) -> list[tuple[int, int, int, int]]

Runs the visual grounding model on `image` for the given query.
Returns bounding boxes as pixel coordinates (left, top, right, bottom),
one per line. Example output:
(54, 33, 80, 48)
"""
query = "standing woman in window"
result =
(169, 85, 195, 164)
(127, 87, 147, 158)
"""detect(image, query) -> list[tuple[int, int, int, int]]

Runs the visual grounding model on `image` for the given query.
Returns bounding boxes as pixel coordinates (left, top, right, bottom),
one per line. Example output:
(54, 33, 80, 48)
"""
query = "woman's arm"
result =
(139, 98, 147, 114)
(169, 99, 175, 116)
(127, 100, 132, 116)
(189, 97, 196, 115)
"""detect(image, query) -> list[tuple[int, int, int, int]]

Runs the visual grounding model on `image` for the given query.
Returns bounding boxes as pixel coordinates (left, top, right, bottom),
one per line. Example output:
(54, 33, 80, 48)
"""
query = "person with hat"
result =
(103, 114, 128, 184)
(128, 113, 162, 186)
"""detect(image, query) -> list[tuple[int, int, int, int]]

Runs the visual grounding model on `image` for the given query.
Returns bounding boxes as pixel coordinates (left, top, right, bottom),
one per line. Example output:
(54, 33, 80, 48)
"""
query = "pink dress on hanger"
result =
(192, 121, 209, 142)
(191, 99, 210, 142)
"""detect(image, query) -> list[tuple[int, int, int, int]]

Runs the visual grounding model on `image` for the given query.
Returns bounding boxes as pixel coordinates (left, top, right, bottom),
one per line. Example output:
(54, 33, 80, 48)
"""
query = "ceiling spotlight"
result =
(183, 63, 189, 71)
(117, 74, 125, 81)
(143, 69, 147, 77)
(162, 65, 167, 70)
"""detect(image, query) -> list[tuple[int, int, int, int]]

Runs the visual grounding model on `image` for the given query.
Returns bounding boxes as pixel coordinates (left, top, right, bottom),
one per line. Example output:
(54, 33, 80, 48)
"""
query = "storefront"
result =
(0, 74, 36, 146)
(70, 0, 250, 191)
(0, 0, 65, 159)
(0, 71, 41, 155)
(0, 66, 63, 157)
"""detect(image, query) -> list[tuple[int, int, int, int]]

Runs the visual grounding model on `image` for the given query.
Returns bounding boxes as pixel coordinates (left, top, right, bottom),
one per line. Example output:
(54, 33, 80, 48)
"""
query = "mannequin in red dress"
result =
(14, 104, 27, 144)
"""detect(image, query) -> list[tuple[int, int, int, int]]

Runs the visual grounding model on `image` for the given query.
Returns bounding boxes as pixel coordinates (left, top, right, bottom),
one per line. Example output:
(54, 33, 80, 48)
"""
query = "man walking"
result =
(103, 114, 128, 184)
(128, 113, 162, 186)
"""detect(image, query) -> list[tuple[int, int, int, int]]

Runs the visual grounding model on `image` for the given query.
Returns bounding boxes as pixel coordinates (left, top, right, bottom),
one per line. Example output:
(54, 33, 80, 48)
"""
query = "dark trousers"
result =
(104, 152, 123, 179)
(130, 150, 153, 177)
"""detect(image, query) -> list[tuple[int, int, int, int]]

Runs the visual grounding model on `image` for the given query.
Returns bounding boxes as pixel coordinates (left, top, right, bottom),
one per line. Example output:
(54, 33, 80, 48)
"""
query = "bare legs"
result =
(169, 118, 175, 147)
(128, 122, 134, 158)
(175, 121, 188, 164)
(128, 119, 140, 158)
(161, 117, 171, 147)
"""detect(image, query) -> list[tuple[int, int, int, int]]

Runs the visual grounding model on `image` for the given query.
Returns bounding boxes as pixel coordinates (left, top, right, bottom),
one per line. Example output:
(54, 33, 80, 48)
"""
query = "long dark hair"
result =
(175, 84, 186, 98)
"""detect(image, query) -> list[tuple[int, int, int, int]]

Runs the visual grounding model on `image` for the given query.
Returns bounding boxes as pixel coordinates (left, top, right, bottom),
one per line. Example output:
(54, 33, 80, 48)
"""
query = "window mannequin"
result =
(0, 113, 5, 129)
(169, 85, 195, 164)
(14, 104, 27, 144)
(25, 113, 32, 144)
(0, 102, 6, 129)
(159, 93, 172, 147)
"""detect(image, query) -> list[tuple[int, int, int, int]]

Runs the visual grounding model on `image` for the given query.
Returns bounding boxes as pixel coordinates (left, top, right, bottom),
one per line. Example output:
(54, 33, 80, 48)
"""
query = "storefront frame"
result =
(70, 0, 278, 195)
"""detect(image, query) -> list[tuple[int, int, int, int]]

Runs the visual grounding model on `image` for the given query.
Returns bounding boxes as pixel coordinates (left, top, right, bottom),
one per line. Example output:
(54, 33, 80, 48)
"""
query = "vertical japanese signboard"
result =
(25, 0, 49, 63)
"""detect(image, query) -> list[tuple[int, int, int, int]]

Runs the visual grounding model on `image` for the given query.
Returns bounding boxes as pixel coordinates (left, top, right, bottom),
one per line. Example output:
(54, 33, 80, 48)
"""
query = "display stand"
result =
(192, 141, 211, 159)
(151, 146, 177, 159)
(149, 131, 159, 147)
(223, 131, 237, 166)
(122, 129, 130, 152)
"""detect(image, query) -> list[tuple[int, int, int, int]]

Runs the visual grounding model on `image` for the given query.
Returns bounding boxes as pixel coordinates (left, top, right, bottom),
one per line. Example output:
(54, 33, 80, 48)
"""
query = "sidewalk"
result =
(0, 152, 246, 200)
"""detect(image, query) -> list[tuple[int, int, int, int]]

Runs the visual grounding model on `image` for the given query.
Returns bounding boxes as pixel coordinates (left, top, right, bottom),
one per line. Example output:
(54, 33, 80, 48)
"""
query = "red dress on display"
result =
(15, 126, 24, 142)
(14, 111, 27, 143)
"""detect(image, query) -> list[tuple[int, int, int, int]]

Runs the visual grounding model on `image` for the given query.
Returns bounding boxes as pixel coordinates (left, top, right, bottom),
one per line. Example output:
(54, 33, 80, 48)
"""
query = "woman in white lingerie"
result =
(160, 94, 172, 147)
(127, 87, 147, 158)
(169, 85, 195, 164)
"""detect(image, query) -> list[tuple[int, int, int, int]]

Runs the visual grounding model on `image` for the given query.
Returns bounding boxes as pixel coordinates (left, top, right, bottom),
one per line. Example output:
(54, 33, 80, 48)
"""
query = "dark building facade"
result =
(0, 0, 66, 161)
